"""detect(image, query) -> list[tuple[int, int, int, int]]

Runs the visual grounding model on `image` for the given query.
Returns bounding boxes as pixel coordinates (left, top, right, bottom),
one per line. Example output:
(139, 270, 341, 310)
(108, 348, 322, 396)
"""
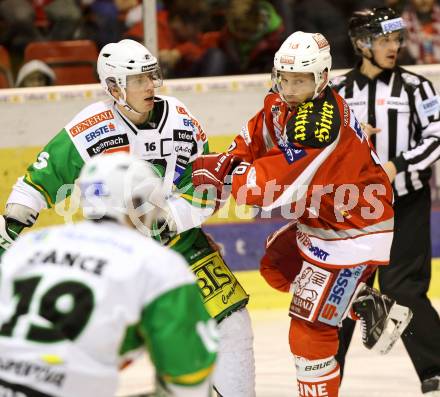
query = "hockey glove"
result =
(0, 216, 27, 256)
(151, 214, 178, 246)
(192, 153, 243, 192)
(0, 204, 39, 256)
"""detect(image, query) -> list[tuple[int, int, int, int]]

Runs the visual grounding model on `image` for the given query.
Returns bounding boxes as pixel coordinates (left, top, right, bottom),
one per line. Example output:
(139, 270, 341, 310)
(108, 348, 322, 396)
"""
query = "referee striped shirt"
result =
(331, 66, 440, 198)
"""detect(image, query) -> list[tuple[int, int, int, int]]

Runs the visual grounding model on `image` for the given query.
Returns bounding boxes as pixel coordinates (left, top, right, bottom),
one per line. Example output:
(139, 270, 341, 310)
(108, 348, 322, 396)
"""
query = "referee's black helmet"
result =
(348, 7, 406, 54)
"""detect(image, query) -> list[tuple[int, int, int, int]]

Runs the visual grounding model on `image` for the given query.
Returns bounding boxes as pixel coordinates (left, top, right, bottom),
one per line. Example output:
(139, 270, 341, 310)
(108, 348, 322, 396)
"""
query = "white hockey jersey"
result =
(8, 96, 213, 235)
(0, 221, 216, 397)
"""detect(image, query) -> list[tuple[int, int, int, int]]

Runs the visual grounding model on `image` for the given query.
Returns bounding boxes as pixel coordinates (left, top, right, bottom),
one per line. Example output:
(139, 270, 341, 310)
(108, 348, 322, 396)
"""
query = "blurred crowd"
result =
(0, 0, 439, 87)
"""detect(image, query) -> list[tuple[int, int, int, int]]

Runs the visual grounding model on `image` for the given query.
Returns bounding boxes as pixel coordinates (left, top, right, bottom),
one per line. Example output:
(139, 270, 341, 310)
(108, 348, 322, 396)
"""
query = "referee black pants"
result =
(336, 186, 440, 382)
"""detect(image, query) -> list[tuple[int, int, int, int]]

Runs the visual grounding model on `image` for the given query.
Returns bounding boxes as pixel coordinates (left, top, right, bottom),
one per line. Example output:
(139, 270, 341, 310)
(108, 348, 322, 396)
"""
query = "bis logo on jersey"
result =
(190, 252, 248, 319)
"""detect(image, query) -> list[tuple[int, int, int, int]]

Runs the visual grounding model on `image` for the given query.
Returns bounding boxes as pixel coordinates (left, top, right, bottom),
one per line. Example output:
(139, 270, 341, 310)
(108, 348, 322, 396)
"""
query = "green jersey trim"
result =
(121, 283, 215, 385)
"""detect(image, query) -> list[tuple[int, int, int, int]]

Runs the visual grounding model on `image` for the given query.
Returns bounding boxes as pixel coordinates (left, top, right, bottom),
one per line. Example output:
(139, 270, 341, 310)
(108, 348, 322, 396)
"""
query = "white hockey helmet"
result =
(273, 31, 332, 100)
(78, 152, 165, 233)
(97, 39, 163, 113)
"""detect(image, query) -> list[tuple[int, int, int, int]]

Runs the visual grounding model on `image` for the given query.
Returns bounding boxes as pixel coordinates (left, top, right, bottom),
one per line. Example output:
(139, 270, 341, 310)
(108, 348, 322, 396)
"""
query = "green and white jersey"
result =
(0, 221, 216, 397)
(7, 96, 214, 254)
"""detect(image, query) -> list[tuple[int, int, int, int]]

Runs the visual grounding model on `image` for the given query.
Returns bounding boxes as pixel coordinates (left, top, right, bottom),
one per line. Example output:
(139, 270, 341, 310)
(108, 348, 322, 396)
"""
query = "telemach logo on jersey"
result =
(86, 134, 129, 156)
(190, 252, 248, 319)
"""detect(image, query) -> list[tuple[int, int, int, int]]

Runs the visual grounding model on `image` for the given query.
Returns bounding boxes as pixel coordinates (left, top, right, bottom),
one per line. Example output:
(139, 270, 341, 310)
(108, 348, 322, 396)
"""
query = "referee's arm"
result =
(392, 79, 440, 174)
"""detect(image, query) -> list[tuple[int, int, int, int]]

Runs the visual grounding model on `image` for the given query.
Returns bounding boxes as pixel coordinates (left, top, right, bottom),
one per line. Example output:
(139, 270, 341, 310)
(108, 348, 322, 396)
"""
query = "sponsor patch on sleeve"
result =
(419, 95, 440, 118)
(176, 106, 188, 115)
(239, 126, 252, 145)
(349, 109, 365, 142)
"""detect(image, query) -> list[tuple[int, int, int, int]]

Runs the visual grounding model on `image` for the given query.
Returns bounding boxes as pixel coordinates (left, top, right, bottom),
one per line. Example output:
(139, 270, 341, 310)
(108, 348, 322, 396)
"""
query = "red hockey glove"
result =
(192, 153, 243, 191)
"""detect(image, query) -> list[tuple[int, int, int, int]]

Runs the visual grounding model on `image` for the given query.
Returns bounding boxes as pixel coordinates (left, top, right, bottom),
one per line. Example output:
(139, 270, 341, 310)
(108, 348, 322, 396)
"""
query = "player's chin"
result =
(383, 56, 397, 69)
(285, 97, 300, 107)
(141, 99, 154, 112)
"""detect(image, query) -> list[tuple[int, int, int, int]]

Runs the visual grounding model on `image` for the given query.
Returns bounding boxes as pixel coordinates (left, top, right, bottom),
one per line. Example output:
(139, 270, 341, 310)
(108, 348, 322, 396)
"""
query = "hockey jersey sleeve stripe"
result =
(23, 172, 54, 207)
(298, 218, 394, 240)
(401, 136, 440, 171)
(262, 114, 275, 151)
(407, 142, 440, 172)
(163, 364, 214, 385)
(402, 137, 439, 160)
(167, 234, 181, 248)
(298, 231, 393, 267)
(6, 177, 47, 212)
(179, 193, 215, 206)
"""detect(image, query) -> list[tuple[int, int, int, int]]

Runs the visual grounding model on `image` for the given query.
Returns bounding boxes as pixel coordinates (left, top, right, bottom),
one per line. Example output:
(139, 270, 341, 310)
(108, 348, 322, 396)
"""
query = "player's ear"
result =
(105, 77, 121, 100)
(109, 85, 121, 100)
(356, 39, 370, 57)
(318, 69, 329, 92)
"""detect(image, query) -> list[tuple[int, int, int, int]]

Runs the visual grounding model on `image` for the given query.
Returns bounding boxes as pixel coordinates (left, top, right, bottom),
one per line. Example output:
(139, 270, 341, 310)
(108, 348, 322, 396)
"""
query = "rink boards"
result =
(1, 136, 440, 304)
(1, 68, 440, 303)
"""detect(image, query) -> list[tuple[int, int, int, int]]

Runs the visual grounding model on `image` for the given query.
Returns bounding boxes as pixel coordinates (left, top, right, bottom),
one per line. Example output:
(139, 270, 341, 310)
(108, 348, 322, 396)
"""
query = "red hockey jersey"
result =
(229, 87, 394, 268)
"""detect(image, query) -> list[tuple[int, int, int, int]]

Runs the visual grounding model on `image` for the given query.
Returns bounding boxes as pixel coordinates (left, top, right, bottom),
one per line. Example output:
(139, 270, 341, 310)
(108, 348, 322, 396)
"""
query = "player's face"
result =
(279, 72, 316, 107)
(125, 73, 156, 114)
(371, 31, 402, 69)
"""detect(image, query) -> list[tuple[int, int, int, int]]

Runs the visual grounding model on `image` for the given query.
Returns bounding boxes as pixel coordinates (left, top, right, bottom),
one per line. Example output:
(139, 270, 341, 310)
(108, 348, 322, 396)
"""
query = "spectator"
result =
(126, 0, 224, 78)
(15, 59, 55, 87)
(271, 0, 295, 37)
(0, 0, 41, 70)
(159, 0, 224, 77)
(293, 0, 354, 68)
(80, 0, 124, 48)
(402, 0, 440, 64)
(385, 0, 409, 14)
(218, 0, 284, 74)
(40, 0, 82, 40)
(0, 0, 83, 73)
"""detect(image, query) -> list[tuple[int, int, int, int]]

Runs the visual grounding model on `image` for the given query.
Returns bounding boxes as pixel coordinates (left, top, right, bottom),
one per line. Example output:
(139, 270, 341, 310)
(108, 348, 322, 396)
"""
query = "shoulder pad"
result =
(264, 92, 282, 106)
(401, 72, 421, 88)
(66, 101, 114, 138)
(286, 89, 340, 148)
(161, 95, 192, 117)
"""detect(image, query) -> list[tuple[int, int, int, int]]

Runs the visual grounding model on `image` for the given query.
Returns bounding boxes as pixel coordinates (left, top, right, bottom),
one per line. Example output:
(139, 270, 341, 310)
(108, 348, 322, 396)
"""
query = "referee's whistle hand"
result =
(361, 123, 381, 138)
(383, 161, 397, 183)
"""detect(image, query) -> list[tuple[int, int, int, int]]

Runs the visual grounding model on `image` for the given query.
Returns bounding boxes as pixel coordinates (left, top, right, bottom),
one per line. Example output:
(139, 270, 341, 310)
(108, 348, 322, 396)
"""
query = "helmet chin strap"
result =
(365, 50, 385, 70)
(115, 86, 144, 116)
